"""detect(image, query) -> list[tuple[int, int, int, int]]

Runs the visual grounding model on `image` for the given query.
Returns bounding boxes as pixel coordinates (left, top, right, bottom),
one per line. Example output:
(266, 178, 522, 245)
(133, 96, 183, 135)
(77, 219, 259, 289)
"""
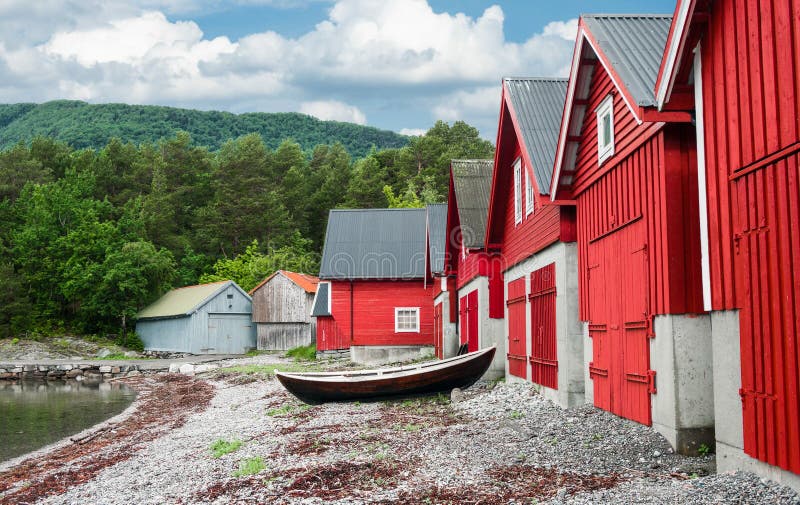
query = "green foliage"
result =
(698, 443, 711, 456)
(232, 457, 265, 477)
(119, 332, 145, 352)
(209, 439, 242, 458)
(285, 344, 317, 361)
(0, 101, 408, 159)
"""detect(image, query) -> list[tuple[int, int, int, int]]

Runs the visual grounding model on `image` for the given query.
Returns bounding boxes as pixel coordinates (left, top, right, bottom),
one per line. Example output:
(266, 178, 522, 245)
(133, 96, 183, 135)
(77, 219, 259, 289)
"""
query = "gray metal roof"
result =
(451, 160, 493, 249)
(319, 208, 427, 279)
(504, 78, 567, 194)
(426, 204, 447, 275)
(311, 281, 330, 317)
(582, 14, 672, 107)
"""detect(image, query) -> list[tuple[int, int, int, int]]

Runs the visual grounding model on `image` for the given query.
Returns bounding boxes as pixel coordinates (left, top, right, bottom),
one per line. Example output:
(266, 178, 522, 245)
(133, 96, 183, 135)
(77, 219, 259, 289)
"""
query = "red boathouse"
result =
(486, 77, 584, 408)
(445, 160, 505, 378)
(312, 208, 434, 364)
(656, 0, 800, 487)
(551, 14, 713, 452)
(427, 203, 458, 359)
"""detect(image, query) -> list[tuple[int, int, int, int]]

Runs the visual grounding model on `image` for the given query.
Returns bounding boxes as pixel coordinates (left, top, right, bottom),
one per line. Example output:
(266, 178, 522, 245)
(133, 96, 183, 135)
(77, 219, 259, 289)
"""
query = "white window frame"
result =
(513, 157, 522, 225)
(310, 281, 332, 317)
(394, 307, 420, 333)
(525, 166, 534, 216)
(596, 94, 615, 164)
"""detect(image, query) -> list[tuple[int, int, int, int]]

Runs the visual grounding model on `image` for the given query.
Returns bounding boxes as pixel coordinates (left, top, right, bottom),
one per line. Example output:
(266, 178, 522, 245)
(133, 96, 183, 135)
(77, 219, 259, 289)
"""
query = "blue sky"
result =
(0, 0, 676, 140)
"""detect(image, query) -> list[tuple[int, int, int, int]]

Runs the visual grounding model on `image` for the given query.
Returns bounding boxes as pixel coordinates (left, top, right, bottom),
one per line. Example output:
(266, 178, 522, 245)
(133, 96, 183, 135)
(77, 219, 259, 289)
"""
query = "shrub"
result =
(286, 344, 316, 361)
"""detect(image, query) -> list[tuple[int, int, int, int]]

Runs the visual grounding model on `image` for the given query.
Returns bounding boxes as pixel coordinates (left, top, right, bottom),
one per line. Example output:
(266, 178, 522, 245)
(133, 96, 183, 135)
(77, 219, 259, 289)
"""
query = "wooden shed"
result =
(551, 14, 712, 453)
(136, 280, 256, 355)
(484, 77, 583, 408)
(250, 270, 319, 351)
(657, 0, 800, 486)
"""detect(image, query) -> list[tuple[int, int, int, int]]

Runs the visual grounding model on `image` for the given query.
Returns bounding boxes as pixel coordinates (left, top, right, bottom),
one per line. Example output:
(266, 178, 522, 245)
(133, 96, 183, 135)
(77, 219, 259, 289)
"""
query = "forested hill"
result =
(0, 101, 409, 157)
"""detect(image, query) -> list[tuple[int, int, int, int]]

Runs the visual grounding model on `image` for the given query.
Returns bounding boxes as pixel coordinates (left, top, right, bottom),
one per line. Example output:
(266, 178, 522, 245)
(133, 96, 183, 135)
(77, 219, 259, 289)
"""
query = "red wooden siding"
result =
(693, 0, 800, 474)
(576, 128, 703, 321)
(459, 296, 468, 346)
(507, 277, 527, 378)
(458, 290, 479, 352)
(327, 280, 434, 348)
(488, 257, 505, 319)
(434, 302, 443, 359)
(456, 251, 489, 289)
(529, 263, 557, 389)
(317, 317, 347, 352)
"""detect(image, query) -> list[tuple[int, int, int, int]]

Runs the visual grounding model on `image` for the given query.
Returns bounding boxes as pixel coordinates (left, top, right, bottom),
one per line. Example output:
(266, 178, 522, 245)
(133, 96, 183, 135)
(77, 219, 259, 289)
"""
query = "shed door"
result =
(434, 302, 443, 359)
(507, 277, 527, 379)
(734, 157, 800, 474)
(588, 219, 652, 425)
(459, 296, 468, 346)
(207, 314, 253, 354)
(529, 263, 557, 390)
(467, 290, 479, 353)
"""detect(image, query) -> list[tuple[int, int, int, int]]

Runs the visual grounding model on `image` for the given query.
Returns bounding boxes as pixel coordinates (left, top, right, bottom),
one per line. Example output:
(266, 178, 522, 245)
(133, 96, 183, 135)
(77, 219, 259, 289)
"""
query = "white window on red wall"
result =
(513, 157, 522, 225)
(596, 94, 615, 164)
(525, 167, 534, 216)
(395, 307, 420, 332)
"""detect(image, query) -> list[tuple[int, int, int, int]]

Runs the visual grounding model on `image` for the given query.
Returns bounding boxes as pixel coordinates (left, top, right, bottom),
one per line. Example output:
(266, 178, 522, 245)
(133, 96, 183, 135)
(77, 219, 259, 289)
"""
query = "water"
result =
(0, 379, 137, 463)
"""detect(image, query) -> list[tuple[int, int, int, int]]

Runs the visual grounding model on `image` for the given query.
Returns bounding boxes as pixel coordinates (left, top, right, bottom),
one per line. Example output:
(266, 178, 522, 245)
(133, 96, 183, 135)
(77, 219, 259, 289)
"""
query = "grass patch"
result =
(232, 457, 265, 477)
(218, 363, 312, 375)
(509, 410, 524, 420)
(266, 404, 311, 417)
(209, 439, 242, 458)
(285, 344, 316, 361)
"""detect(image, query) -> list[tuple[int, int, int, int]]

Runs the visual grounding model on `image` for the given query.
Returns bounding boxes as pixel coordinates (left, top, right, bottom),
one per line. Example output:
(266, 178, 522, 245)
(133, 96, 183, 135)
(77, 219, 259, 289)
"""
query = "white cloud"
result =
(399, 128, 426, 136)
(0, 0, 579, 136)
(299, 100, 366, 124)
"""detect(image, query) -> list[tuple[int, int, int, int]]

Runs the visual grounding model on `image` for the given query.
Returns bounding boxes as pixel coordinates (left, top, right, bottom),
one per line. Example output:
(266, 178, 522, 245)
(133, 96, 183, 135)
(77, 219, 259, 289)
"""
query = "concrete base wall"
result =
(350, 345, 435, 366)
(650, 313, 715, 455)
(458, 276, 505, 380)
(502, 241, 584, 409)
(434, 290, 459, 359)
(717, 441, 800, 492)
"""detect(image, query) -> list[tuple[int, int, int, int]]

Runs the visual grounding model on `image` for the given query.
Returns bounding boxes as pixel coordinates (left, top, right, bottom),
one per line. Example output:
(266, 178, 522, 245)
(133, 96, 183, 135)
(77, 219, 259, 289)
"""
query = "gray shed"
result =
(136, 280, 256, 355)
(250, 270, 319, 351)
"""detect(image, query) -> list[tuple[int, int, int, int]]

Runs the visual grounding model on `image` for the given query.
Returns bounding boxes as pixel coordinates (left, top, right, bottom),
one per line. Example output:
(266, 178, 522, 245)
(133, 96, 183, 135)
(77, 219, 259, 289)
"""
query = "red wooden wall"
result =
(316, 317, 347, 352)
(458, 290, 479, 353)
(326, 279, 434, 348)
(433, 302, 443, 359)
(529, 263, 557, 389)
(506, 277, 527, 378)
(695, 0, 800, 474)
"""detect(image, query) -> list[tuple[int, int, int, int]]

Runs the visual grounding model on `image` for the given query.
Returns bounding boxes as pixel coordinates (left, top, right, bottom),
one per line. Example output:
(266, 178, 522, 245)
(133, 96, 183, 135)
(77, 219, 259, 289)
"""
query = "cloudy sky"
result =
(0, 0, 675, 139)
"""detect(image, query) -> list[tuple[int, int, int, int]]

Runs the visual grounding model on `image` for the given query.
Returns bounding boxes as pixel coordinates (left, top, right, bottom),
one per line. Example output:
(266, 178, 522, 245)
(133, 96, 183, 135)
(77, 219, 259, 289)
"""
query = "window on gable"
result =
(395, 307, 420, 332)
(596, 94, 615, 164)
(525, 166, 534, 216)
(513, 158, 522, 225)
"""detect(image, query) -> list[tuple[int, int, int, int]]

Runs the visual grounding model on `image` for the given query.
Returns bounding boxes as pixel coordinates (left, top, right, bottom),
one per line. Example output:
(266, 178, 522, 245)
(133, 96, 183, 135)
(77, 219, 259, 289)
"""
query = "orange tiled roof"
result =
(249, 270, 319, 295)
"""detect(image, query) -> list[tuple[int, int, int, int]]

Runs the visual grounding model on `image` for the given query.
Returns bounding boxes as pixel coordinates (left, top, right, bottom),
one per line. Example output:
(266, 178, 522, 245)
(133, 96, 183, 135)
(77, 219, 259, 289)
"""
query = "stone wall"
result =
(0, 363, 144, 381)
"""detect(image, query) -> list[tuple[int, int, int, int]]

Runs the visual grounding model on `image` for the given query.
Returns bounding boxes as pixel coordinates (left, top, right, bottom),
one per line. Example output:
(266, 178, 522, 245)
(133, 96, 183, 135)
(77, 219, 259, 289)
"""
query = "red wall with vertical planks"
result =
(694, 0, 800, 474)
(506, 277, 527, 378)
(529, 263, 558, 389)
(326, 279, 434, 348)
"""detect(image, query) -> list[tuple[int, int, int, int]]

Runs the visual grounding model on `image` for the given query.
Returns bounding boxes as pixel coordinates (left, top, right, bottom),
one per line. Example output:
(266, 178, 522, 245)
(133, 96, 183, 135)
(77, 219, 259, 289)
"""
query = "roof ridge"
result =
(174, 280, 229, 290)
(581, 13, 673, 18)
(329, 208, 426, 213)
(503, 77, 568, 82)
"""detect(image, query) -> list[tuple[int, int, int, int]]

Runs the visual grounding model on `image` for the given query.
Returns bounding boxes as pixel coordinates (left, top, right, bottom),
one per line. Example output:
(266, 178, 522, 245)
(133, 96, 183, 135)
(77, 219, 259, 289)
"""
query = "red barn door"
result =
(529, 263, 557, 389)
(459, 296, 468, 346)
(734, 157, 800, 474)
(588, 219, 652, 425)
(507, 278, 527, 378)
(467, 290, 479, 353)
(433, 302, 443, 359)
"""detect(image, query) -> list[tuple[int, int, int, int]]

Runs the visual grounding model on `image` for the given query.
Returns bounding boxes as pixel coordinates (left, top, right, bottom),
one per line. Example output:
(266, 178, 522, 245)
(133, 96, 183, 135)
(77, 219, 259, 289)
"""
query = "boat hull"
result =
(276, 347, 496, 404)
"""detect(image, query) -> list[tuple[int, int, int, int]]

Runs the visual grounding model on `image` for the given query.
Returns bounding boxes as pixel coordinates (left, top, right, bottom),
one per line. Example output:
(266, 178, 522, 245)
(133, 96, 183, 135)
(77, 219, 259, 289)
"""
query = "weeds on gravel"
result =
(266, 404, 311, 417)
(509, 410, 524, 419)
(232, 457, 266, 477)
(209, 439, 242, 458)
(285, 344, 317, 361)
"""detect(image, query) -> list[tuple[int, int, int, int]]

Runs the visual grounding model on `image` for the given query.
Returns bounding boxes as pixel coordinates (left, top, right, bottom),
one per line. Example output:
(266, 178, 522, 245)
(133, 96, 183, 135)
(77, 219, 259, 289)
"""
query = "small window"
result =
(395, 307, 420, 333)
(596, 94, 615, 163)
(513, 158, 522, 224)
(525, 167, 534, 216)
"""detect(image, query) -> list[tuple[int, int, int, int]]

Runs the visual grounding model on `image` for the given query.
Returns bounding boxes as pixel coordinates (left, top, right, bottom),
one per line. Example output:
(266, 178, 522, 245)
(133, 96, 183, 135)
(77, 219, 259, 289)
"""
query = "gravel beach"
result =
(2, 355, 798, 504)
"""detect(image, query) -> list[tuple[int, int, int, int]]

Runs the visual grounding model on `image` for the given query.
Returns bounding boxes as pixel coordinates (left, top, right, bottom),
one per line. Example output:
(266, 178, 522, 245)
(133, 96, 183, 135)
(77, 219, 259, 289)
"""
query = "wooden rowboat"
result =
(276, 346, 496, 404)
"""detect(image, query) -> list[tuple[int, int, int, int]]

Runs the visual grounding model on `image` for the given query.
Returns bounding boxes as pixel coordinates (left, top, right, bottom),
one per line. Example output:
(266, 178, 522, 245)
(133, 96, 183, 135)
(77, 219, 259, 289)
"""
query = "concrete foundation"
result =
(434, 288, 459, 359)
(582, 322, 594, 406)
(502, 242, 584, 409)
(350, 345, 435, 366)
(650, 313, 715, 454)
(709, 310, 800, 492)
(458, 276, 505, 380)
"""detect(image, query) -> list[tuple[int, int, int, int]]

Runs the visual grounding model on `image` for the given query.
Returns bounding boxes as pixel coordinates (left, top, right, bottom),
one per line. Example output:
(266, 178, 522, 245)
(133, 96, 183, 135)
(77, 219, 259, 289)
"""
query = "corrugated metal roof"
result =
(137, 280, 231, 319)
(504, 78, 567, 195)
(311, 281, 330, 316)
(319, 208, 427, 279)
(582, 14, 673, 107)
(451, 160, 493, 249)
(426, 203, 447, 275)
